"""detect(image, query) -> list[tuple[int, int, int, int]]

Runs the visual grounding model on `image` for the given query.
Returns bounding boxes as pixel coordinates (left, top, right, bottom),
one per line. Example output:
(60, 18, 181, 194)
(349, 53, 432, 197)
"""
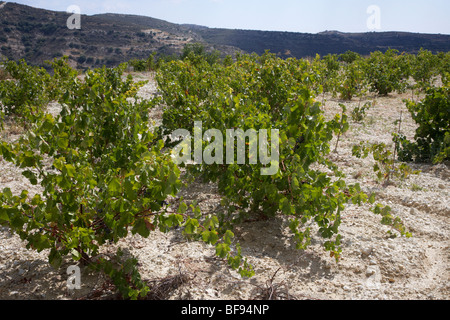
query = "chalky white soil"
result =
(0, 73, 449, 300)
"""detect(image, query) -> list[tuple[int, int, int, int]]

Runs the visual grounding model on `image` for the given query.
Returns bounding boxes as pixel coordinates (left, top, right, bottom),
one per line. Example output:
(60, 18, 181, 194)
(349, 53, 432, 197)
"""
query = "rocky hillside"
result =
(197, 29, 450, 58)
(0, 2, 200, 69)
(0, 1, 449, 68)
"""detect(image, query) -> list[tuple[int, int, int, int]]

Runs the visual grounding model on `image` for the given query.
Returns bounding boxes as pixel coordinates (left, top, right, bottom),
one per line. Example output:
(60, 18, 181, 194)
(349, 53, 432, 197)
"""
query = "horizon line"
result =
(3, 1, 450, 36)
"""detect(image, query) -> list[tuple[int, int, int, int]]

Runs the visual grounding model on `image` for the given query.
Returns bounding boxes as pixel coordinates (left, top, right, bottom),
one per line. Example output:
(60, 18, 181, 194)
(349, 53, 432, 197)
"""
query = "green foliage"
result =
(337, 59, 366, 100)
(333, 104, 349, 152)
(91, 248, 151, 300)
(0, 59, 252, 299)
(45, 56, 80, 101)
(395, 83, 450, 163)
(339, 51, 361, 64)
(157, 51, 409, 261)
(181, 42, 221, 66)
(0, 67, 8, 81)
(310, 54, 340, 98)
(410, 48, 440, 91)
(127, 53, 159, 72)
(432, 132, 450, 163)
(146, 52, 158, 71)
(127, 58, 147, 72)
(437, 52, 450, 84)
(223, 55, 234, 67)
(363, 49, 410, 96)
(371, 204, 411, 238)
(0, 62, 174, 263)
(0, 59, 51, 124)
(351, 101, 372, 122)
(322, 54, 341, 73)
(352, 141, 419, 183)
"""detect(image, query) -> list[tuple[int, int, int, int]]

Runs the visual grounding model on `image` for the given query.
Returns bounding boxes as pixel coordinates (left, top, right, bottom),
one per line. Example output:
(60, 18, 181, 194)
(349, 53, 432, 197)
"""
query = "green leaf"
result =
(202, 230, 219, 245)
(168, 170, 178, 184)
(280, 197, 292, 215)
(0, 208, 10, 222)
(124, 178, 137, 201)
(177, 202, 188, 214)
(11, 214, 25, 229)
(57, 135, 69, 149)
(204, 215, 219, 229)
(215, 243, 230, 258)
(2, 188, 13, 199)
(57, 175, 72, 189)
(49, 248, 63, 268)
(291, 177, 300, 191)
(71, 249, 81, 261)
(369, 193, 376, 204)
(184, 218, 199, 234)
(132, 219, 150, 238)
(108, 178, 121, 195)
(168, 214, 183, 227)
(64, 164, 76, 178)
(223, 230, 234, 245)
(22, 170, 38, 185)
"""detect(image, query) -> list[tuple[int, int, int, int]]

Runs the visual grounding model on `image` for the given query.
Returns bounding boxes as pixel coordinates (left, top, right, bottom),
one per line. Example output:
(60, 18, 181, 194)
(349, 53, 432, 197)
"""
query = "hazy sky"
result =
(5, 0, 450, 34)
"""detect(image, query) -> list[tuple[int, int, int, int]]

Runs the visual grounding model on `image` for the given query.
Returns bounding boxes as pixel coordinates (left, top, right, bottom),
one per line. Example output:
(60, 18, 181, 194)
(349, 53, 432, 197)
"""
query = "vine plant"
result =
(157, 52, 411, 262)
(0, 59, 252, 299)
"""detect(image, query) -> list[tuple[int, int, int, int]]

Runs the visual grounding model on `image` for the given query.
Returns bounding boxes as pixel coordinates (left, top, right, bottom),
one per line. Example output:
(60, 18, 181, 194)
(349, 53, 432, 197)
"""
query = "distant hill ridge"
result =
(0, 1, 449, 68)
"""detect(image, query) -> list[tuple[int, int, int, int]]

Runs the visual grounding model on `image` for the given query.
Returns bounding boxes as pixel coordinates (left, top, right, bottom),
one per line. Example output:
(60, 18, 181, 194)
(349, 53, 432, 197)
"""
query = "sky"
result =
(4, 0, 450, 34)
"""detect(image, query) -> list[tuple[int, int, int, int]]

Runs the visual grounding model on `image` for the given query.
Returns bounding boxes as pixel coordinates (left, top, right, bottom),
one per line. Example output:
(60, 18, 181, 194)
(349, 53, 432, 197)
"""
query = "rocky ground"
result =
(0, 72, 448, 300)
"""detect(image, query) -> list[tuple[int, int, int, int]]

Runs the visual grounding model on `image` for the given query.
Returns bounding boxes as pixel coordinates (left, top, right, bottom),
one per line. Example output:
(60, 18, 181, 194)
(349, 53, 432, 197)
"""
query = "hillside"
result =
(0, 2, 197, 69)
(197, 29, 450, 58)
(0, 1, 449, 68)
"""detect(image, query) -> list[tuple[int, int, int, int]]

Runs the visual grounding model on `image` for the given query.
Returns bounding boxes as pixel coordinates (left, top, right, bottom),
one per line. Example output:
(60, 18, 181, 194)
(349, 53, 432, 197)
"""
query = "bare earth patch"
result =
(0, 76, 449, 300)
